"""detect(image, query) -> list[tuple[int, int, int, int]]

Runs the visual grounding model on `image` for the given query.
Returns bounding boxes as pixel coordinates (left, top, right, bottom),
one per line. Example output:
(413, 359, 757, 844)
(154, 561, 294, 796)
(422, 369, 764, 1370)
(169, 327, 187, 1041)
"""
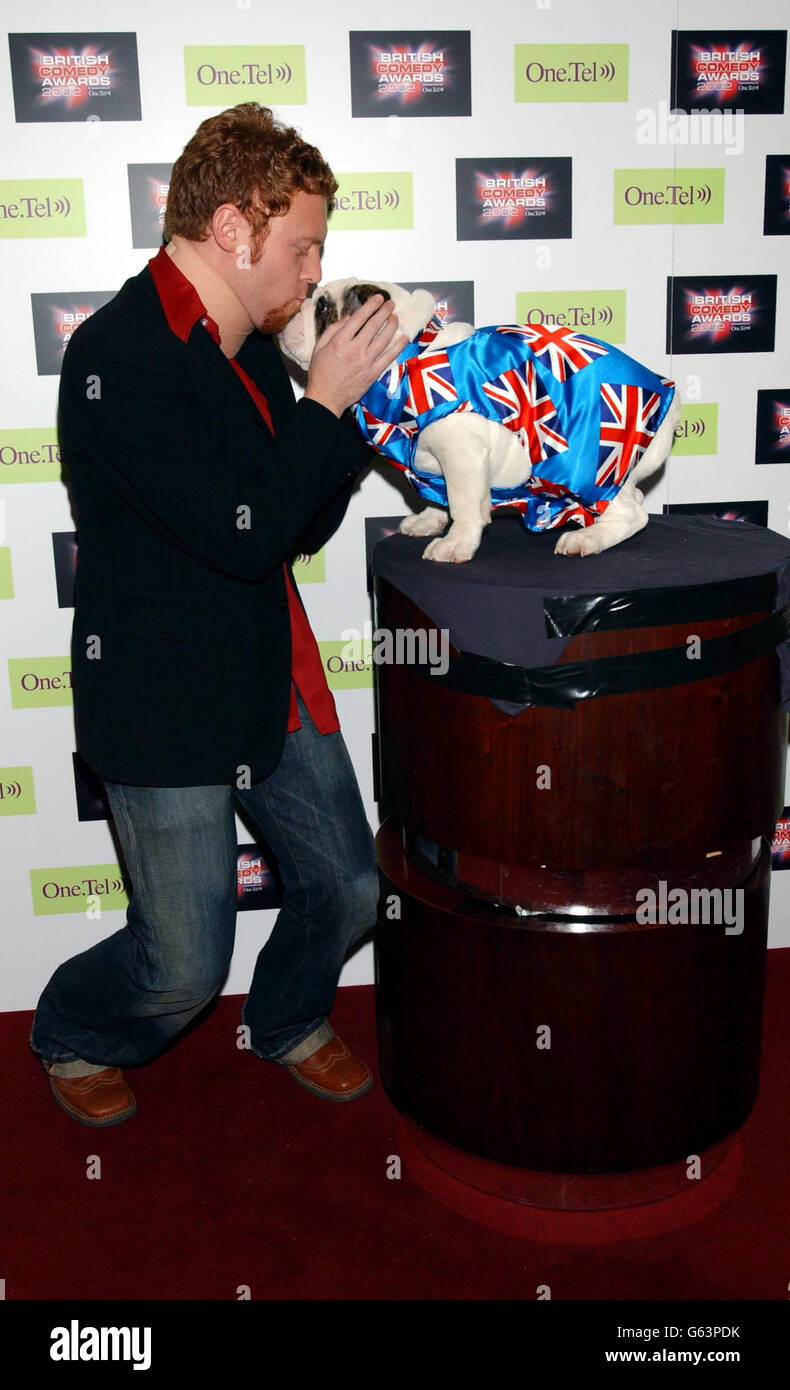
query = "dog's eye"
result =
(313, 295, 337, 339)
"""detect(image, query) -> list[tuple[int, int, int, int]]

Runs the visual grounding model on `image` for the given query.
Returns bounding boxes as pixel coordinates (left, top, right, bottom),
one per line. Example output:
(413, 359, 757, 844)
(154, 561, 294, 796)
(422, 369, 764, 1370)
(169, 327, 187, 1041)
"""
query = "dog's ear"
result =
(394, 288, 437, 342)
(341, 282, 392, 316)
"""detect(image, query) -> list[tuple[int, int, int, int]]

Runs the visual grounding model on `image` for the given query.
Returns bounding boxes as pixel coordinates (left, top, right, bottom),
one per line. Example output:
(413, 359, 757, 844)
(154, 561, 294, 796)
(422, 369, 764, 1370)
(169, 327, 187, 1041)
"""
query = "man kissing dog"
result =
(281, 278, 681, 562)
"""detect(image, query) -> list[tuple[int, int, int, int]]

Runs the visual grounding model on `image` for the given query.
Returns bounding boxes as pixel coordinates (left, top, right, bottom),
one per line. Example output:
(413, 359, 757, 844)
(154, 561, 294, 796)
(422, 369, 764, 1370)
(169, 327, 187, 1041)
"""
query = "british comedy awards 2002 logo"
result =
(663, 500, 768, 527)
(764, 155, 790, 235)
(399, 281, 475, 327)
(51, 531, 78, 607)
(236, 846, 282, 911)
(31, 291, 116, 374)
(456, 158, 572, 241)
(8, 32, 142, 121)
(771, 809, 790, 869)
(755, 390, 790, 466)
(670, 30, 787, 114)
(349, 31, 471, 116)
(128, 164, 172, 249)
(666, 275, 777, 355)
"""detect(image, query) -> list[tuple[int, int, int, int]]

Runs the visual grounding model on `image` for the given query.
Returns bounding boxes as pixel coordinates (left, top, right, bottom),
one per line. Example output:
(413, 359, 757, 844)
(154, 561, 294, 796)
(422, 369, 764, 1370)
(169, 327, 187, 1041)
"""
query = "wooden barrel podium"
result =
(370, 516, 790, 1178)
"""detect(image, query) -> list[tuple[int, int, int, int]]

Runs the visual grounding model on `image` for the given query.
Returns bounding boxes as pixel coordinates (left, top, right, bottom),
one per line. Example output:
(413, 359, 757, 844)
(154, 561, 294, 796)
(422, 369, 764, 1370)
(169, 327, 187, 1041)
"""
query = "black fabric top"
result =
(61, 256, 370, 786)
(371, 515, 790, 711)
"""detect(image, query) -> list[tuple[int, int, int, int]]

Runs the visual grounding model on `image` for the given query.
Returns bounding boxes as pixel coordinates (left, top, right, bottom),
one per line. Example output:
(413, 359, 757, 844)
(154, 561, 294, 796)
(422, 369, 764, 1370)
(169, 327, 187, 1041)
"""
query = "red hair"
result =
(164, 102, 336, 259)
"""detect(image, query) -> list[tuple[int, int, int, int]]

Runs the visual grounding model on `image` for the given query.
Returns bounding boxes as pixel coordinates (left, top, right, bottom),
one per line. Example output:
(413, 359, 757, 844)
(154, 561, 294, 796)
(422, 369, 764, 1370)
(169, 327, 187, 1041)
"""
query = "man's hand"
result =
(303, 295, 408, 418)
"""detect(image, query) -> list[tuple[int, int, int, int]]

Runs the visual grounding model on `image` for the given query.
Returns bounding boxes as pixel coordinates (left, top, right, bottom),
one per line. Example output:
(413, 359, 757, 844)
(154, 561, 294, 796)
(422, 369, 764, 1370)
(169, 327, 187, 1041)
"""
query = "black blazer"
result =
(60, 258, 372, 787)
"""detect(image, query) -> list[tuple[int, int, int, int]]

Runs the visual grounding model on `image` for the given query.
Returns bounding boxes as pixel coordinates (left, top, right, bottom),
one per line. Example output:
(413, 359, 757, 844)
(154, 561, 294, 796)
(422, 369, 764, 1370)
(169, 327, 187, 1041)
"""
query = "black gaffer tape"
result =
(397, 602, 790, 708)
(543, 572, 778, 637)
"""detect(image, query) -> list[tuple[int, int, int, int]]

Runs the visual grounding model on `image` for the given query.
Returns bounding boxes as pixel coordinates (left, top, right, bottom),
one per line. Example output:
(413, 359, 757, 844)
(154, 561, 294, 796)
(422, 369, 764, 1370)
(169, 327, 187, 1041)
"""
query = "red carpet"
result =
(2, 952, 789, 1300)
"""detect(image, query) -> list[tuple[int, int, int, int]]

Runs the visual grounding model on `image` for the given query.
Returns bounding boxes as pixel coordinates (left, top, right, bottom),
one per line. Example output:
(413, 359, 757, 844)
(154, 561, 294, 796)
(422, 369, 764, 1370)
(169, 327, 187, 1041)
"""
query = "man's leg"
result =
(238, 692, 379, 1092)
(30, 782, 239, 1075)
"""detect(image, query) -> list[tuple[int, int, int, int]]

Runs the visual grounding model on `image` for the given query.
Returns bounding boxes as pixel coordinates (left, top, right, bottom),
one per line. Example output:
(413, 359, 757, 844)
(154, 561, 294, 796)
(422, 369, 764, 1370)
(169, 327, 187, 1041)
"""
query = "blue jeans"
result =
(29, 693, 380, 1070)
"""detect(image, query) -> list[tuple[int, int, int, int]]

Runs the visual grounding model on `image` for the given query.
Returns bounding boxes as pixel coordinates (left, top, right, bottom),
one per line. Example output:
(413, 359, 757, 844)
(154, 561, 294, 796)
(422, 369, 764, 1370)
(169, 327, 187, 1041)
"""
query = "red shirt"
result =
(147, 244, 339, 735)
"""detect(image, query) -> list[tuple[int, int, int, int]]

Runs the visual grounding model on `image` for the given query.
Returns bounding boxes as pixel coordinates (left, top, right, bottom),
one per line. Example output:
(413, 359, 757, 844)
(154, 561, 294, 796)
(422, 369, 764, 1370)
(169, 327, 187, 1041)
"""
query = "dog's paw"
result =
(422, 529, 480, 563)
(399, 509, 447, 538)
(554, 527, 604, 557)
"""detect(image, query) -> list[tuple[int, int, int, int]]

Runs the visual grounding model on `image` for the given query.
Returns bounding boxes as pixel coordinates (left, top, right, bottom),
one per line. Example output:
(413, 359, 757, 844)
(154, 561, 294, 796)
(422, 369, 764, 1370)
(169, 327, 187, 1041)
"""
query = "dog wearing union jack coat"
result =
(279, 278, 681, 562)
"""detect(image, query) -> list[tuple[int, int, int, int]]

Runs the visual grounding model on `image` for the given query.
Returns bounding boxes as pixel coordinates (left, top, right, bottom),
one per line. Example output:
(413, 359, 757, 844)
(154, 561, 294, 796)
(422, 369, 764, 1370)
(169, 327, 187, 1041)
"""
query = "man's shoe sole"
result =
(47, 1077, 137, 1127)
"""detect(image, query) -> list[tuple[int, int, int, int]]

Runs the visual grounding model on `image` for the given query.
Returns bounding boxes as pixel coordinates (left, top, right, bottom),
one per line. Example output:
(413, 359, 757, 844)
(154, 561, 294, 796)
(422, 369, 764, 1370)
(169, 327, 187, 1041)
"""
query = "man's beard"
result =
(258, 299, 302, 335)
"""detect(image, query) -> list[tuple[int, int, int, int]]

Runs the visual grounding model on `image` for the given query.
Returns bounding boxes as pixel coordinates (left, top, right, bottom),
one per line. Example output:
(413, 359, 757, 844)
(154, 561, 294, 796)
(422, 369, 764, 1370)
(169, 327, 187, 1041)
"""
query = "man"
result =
(29, 102, 407, 1125)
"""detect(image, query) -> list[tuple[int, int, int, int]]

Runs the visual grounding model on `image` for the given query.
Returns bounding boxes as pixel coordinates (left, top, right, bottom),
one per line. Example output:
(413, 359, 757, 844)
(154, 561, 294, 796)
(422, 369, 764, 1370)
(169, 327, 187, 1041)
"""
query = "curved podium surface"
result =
(371, 515, 790, 1175)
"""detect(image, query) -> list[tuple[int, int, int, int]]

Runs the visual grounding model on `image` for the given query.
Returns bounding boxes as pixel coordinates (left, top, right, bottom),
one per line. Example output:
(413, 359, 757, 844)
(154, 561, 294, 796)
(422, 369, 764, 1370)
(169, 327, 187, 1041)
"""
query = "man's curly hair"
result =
(164, 102, 337, 261)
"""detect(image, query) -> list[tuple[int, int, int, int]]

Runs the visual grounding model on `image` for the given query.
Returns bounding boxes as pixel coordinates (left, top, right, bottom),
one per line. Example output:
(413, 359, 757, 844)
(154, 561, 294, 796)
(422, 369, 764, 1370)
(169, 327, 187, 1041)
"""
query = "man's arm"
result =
(60, 331, 368, 586)
(293, 415, 372, 555)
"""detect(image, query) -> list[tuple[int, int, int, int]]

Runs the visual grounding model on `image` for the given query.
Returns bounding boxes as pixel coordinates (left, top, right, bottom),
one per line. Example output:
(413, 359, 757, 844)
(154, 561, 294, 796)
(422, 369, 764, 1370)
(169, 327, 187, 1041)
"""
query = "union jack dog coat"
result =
(356, 315, 677, 534)
(279, 279, 681, 562)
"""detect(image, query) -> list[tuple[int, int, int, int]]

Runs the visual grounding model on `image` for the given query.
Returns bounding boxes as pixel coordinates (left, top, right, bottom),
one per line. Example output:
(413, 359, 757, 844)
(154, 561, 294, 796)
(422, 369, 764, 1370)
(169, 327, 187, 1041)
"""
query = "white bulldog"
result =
(279, 278, 681, 562)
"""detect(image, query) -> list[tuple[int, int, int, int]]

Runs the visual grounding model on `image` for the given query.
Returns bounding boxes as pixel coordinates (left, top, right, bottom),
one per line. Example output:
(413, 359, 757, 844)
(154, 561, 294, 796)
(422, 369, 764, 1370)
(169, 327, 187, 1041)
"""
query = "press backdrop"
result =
(2, 0, 789, 1012)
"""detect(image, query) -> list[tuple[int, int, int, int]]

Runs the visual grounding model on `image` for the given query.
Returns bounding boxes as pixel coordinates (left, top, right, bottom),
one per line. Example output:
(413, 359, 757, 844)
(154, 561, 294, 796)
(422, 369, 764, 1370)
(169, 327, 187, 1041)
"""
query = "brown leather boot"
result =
(43, 1064, 137, 1127)
(285, 1037, 373, 1101)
